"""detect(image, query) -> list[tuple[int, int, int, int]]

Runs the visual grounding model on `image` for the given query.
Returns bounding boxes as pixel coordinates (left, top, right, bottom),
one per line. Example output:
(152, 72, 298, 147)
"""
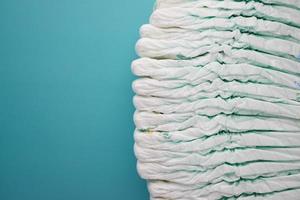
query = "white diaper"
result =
(132, 0, 300, 199)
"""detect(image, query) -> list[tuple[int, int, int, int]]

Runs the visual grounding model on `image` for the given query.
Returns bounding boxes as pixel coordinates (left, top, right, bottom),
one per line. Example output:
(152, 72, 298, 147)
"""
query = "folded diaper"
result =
(132, 0, 300, 199)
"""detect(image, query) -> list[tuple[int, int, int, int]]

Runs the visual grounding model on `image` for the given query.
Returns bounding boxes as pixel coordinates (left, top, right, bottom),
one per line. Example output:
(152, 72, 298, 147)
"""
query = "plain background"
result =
(0, 0, 154, 199)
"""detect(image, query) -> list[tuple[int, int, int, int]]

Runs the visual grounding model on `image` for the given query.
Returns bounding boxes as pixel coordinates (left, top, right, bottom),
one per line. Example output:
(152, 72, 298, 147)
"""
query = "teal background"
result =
(0, 0, 154, 199)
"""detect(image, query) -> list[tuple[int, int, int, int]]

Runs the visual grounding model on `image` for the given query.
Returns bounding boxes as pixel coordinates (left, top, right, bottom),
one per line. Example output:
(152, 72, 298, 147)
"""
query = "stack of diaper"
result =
(132, 0, 300, 199)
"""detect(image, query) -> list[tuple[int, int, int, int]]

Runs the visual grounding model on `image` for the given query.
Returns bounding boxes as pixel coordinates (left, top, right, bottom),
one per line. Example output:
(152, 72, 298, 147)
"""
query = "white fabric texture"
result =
(132, 0, 300, 199)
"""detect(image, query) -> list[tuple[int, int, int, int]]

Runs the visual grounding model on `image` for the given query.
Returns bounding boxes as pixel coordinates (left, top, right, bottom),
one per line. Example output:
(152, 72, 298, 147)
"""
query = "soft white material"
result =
(132, 0, 300, 199)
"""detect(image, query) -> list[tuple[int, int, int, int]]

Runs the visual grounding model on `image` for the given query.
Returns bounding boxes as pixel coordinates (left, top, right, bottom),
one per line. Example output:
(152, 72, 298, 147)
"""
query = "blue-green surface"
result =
(0, 1, 153, 199)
